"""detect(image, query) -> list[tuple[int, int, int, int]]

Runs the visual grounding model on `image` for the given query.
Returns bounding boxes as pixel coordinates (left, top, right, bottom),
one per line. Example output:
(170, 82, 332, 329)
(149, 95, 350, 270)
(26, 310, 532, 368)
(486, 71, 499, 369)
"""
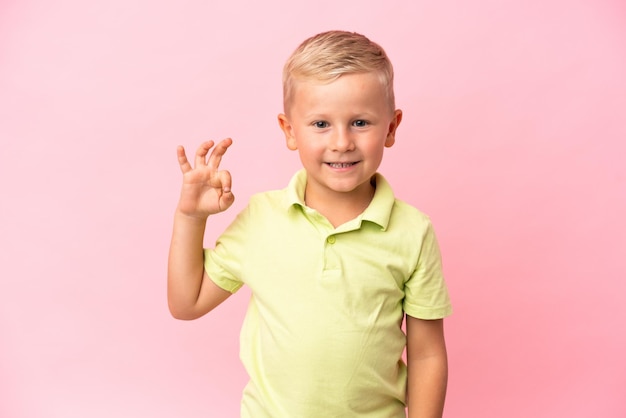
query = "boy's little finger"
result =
(177, 146, 193, 173)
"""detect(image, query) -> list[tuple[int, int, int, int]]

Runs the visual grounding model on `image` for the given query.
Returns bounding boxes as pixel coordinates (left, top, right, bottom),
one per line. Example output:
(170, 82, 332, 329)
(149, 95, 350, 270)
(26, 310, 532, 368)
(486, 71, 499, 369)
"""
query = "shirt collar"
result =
(284, 169, 395, 231)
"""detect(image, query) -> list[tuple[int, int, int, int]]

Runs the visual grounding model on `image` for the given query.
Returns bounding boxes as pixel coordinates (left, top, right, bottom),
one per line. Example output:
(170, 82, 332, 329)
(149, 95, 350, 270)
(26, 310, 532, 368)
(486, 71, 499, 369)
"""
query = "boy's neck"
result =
(304, 179, 376, 228)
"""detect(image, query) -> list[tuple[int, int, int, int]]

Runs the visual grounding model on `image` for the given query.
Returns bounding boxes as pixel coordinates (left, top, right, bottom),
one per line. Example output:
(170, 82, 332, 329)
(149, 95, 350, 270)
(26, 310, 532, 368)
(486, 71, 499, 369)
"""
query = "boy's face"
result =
(278, 72, 402, 206)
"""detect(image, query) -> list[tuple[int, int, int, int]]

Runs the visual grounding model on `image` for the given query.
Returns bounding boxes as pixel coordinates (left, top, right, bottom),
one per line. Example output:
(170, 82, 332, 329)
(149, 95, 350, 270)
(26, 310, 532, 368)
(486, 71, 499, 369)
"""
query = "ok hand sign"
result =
(176, 138, 235, 219)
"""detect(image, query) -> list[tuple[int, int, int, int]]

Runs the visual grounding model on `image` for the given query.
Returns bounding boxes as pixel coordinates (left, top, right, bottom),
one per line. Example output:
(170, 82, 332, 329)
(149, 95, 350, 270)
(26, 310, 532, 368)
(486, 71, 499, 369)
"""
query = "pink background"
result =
(1, 1, 625, 417)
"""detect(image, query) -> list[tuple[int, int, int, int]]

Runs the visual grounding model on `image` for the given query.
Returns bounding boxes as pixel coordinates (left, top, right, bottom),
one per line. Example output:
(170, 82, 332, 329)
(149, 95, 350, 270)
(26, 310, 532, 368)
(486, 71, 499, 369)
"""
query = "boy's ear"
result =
(385, 109, 403, 148)
(278, 113, 298, 150)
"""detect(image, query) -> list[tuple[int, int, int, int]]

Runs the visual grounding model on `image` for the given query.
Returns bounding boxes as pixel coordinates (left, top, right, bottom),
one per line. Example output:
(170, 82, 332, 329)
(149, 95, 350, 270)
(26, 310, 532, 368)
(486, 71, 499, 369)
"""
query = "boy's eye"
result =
(352, 120, 368, 127)
(313, 121, 329, 129)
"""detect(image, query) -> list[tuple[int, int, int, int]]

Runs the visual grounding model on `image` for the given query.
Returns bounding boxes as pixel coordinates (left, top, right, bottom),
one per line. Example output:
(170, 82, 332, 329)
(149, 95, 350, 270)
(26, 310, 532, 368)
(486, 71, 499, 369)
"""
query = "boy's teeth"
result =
(329, 162, 354, 168)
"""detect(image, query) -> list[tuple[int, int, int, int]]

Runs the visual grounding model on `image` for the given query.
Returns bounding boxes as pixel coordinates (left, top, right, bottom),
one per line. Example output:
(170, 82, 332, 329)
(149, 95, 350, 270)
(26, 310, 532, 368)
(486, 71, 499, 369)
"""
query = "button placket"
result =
(323, 233, 340, 273)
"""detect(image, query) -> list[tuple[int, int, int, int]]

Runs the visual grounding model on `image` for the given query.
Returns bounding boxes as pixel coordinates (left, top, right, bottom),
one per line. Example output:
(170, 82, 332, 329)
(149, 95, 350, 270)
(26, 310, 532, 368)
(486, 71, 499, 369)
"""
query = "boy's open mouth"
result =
(326, 162, 358, 168)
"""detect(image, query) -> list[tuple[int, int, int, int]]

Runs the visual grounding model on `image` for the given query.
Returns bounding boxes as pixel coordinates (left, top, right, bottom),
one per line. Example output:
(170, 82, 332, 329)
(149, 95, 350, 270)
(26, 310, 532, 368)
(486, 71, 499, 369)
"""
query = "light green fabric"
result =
(204, 170, 452, 417)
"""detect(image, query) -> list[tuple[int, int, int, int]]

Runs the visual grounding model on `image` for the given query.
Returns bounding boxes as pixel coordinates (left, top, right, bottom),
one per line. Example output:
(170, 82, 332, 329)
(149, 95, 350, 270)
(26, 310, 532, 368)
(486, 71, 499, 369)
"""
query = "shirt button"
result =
(327, 236, 336, 244)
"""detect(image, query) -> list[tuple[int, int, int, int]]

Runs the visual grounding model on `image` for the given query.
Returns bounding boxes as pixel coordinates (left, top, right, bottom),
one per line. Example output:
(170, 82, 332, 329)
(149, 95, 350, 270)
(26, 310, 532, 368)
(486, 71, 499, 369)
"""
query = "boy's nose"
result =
(329, 128, 355, 152)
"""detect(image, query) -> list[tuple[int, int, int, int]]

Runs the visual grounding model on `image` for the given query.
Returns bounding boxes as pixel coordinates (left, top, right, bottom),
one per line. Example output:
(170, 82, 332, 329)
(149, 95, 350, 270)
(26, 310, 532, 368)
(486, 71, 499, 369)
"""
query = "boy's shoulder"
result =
(243, 186, 295, 218)
(248, 187, 291, 205)
(392, 197, 431, 220)
(387, 198, 434, 238)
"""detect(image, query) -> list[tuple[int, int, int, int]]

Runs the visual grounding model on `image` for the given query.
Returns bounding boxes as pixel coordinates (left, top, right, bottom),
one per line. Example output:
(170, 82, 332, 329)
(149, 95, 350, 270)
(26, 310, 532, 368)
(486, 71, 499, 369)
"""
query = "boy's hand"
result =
(176, 138, 235, 219)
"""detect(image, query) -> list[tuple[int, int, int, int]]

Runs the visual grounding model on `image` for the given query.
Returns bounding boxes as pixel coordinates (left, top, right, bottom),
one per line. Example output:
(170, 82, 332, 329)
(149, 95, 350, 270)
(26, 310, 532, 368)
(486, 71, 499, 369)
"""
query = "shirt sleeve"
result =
(203, 205, 250, 293)
(403, 221, 453, 319)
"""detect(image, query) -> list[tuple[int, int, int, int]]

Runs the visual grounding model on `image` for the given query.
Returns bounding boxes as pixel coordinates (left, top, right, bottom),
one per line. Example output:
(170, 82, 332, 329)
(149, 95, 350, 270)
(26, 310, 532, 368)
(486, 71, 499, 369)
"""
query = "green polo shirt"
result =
(204, 169, 451, 418)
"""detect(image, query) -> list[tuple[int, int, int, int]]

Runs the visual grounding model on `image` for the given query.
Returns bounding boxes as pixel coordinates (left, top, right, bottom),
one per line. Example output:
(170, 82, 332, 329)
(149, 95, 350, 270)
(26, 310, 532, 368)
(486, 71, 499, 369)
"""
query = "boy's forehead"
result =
(287, 74, 393, 116)
(294, 73, 387, 98)
(284, 70, 395, 115)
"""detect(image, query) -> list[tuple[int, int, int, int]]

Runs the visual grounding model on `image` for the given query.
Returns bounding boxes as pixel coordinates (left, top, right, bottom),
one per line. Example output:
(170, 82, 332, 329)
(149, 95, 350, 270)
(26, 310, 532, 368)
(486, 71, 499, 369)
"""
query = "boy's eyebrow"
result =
(298, 111, 330, 120)
(303, 112, 378, 120)
(302, 108, 378, 117)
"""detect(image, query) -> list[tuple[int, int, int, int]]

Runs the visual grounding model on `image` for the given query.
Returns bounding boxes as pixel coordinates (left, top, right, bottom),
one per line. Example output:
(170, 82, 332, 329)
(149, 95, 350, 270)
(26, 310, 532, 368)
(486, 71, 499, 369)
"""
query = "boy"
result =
(168, 31, 452, 417)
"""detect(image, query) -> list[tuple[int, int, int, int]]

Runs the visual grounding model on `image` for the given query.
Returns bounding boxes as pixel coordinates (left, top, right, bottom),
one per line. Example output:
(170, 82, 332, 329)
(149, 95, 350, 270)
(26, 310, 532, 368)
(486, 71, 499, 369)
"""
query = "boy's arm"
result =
(406, 315, 448, 418)
(167, 139, 235, 320)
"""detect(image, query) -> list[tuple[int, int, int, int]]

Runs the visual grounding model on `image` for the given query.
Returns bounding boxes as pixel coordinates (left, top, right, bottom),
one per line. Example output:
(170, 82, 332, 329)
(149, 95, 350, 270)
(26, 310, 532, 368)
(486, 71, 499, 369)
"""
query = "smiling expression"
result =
(278, 72, 402, 209)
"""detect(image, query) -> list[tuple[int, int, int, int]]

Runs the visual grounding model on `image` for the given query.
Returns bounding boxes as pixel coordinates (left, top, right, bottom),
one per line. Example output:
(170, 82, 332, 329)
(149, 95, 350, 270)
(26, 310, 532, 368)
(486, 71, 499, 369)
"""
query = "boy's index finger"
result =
(207, 138, 233, 171)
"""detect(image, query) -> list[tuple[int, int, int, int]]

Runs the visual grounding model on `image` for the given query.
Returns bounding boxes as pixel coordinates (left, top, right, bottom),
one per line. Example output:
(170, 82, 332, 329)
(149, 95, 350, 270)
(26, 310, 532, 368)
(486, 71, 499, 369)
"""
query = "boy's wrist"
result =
(174, 208, 210, 224)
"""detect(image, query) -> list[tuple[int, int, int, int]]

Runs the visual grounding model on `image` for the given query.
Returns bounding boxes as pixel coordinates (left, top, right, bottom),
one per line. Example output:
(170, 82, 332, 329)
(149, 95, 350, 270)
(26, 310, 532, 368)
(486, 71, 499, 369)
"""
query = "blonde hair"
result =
(282, 30, 395, 113)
